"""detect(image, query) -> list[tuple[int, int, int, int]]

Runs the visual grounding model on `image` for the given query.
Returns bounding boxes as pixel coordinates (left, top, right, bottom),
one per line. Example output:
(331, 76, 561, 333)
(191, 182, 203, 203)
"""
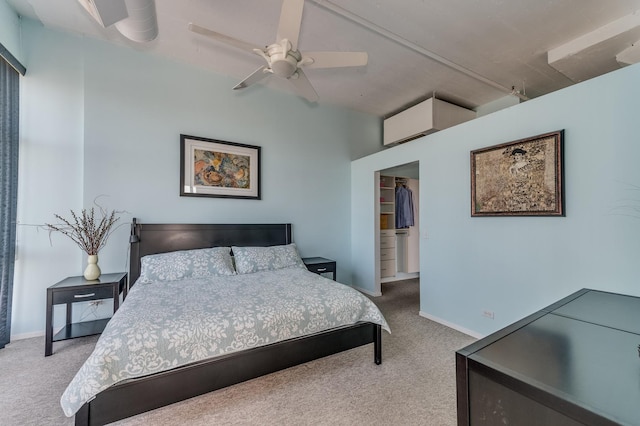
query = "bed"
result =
(65, 220, 389, 426)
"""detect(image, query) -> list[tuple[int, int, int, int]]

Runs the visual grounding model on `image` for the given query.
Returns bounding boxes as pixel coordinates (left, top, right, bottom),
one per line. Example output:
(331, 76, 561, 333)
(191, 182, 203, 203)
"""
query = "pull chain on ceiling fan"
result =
(188, 0, 368, 102)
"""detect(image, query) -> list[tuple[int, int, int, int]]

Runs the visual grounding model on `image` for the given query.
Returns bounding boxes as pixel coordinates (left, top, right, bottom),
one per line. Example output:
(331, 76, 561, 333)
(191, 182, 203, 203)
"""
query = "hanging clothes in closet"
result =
(395, 182, 414, 229)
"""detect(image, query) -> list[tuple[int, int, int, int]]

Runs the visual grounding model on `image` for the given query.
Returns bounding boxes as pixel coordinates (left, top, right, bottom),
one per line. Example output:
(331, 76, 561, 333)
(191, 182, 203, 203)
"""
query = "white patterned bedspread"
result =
(61, 267, 390, 416)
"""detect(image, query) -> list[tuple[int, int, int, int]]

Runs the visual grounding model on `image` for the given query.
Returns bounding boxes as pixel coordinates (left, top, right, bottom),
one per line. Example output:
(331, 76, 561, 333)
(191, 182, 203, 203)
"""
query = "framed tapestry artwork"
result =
(180, 134, 261, 199)
(471, 130, 564, 216)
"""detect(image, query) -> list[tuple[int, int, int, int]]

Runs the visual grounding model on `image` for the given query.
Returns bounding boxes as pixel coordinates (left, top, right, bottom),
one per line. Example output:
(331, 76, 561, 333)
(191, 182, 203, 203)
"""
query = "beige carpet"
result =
(0, 279, 475, 425)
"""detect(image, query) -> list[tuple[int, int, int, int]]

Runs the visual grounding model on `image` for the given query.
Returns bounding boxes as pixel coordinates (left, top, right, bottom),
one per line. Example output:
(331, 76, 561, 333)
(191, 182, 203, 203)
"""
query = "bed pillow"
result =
(232, 243, 306, 274)
(139, 247, 236, 283)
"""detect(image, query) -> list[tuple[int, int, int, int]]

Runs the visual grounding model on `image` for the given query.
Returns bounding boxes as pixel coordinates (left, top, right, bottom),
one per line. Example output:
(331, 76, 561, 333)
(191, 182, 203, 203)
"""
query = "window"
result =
(0, 44, 24, 348)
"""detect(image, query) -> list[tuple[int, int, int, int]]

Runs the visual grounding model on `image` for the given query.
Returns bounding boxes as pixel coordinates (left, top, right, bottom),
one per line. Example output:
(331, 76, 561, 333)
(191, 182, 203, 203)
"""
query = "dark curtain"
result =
(0, 57, 20, 348)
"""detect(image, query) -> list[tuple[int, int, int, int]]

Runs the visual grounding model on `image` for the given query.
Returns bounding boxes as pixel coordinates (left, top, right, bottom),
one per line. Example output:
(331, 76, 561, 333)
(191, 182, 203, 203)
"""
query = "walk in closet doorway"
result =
(375, 162, 420, 298)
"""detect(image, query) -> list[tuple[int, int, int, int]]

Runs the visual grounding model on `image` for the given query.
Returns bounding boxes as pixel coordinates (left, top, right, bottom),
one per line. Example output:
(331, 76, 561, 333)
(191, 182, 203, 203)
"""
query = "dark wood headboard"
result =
(129, 218, 292, 285)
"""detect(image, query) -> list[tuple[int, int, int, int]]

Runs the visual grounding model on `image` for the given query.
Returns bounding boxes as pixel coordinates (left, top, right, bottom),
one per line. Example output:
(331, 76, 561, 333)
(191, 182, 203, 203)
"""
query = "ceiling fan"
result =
(188, 0, 368, 102)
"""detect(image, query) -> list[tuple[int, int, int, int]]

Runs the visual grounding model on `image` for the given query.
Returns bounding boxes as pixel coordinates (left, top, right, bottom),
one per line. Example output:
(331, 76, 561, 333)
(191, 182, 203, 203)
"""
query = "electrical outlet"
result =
(482, 310, 495, 319)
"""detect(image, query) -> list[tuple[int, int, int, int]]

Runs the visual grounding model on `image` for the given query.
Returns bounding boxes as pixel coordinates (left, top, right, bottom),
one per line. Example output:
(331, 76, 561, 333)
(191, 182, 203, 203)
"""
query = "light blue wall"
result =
(12, 20, 379, 337)
(352, 63, 640, 337)
(0, 1, 23, 63)
(13, 21, 85, 337)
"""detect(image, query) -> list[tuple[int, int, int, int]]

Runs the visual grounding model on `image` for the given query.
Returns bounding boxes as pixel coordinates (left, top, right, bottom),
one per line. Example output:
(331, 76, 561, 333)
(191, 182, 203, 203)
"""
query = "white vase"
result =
(84, 254, 101, 280)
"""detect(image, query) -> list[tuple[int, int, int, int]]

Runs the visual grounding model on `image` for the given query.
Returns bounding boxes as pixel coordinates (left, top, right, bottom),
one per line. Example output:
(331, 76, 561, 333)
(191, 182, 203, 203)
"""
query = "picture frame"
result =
(180, 134, 261, 199)
(471, 130, 564, 216)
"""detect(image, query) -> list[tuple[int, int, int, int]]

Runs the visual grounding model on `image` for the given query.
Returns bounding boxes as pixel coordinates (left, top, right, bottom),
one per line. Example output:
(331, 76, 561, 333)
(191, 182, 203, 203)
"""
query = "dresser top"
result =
(467, 289, 640, 425)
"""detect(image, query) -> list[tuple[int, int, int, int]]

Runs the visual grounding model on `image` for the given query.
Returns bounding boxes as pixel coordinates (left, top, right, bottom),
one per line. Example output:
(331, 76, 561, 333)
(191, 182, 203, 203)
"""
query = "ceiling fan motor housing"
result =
(267, 42, 301, 78)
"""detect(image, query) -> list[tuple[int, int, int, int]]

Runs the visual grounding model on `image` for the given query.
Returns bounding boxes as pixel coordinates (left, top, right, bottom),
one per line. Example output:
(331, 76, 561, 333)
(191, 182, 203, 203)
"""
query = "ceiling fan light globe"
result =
(270, 52, 299, 78)
(272, 60, 296, 78)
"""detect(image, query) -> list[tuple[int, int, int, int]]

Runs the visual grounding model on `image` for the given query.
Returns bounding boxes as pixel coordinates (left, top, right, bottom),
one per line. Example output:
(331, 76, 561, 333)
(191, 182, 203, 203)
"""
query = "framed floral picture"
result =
(471, 130, 564, 216)
(180, 134, 261, 199)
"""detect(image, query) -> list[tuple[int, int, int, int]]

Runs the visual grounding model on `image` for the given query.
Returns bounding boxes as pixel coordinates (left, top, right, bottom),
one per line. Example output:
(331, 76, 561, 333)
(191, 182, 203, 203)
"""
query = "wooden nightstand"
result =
(302, 257, 336, 281)
(45, 272, 127, 356)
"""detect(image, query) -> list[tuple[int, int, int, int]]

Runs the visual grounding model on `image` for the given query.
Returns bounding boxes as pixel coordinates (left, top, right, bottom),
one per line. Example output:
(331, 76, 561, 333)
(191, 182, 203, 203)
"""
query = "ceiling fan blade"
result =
(289, 69, 318, 102)
(301, 51, 368, 69)
(233, 66, 270, 90)
(276, 0, 304, 51)
(188, 23, 263, 54)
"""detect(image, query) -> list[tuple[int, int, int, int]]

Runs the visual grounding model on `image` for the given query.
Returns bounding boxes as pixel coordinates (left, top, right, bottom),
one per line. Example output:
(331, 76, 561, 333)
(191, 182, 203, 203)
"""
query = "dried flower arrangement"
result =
(45, 207, 120, 255)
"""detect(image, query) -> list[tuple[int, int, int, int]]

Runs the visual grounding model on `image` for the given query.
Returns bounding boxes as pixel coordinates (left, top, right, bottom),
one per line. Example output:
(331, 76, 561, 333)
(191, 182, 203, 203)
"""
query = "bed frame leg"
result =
(374, 324, 382, 365)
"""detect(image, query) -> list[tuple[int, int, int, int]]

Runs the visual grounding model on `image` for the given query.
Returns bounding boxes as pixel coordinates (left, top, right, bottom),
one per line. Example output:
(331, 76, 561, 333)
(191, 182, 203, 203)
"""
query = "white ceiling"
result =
(6, 0, 640, 117)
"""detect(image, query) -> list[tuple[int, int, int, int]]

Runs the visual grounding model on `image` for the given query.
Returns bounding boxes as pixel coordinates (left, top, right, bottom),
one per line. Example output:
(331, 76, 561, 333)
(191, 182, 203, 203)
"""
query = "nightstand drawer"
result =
(302, 257, 337, 281)
(51, 285, 114, 305)
(306, 262, 336, 275)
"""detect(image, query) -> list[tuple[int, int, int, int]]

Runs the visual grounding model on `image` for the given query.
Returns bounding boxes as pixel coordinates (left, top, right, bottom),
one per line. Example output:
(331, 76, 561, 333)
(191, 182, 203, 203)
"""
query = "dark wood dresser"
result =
(456, 288, 640, 426)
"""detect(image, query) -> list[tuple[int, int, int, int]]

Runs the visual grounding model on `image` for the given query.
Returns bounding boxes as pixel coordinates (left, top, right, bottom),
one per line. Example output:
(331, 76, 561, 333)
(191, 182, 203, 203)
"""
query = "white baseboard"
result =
(352, 285, 382, 297)
(10, 330, 44, 341)
(419, 311, 484, 339)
